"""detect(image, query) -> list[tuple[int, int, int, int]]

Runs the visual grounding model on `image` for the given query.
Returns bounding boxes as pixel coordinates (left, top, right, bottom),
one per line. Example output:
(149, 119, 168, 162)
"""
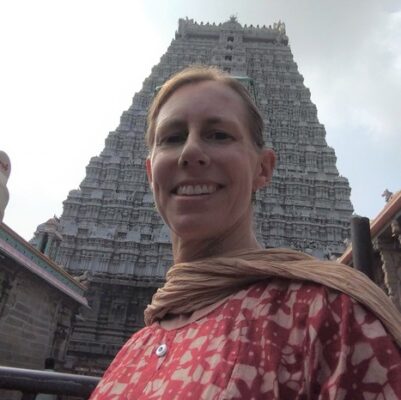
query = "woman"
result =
(90, 67, 401, 399)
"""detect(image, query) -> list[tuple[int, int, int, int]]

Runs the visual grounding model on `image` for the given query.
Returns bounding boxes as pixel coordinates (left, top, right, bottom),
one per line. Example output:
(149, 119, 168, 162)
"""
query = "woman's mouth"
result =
(174, 184, 221, 196)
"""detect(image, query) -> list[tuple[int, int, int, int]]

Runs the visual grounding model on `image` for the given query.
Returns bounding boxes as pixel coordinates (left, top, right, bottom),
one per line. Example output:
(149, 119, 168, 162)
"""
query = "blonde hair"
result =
(146, 66, 264, 149)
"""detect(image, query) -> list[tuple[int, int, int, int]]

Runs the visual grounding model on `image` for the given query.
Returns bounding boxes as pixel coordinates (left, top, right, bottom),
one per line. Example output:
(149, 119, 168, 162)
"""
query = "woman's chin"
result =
(170, 219, 221, 243)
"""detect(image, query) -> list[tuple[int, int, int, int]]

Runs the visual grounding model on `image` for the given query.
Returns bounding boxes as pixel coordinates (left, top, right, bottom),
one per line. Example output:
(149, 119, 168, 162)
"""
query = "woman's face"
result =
(146, 80, 274, 243)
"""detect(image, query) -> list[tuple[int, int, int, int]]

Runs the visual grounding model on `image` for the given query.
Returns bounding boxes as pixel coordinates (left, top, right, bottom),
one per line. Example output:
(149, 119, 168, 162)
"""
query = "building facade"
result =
(0, 222, 87, 369)
(339, 191, 401, 312)
(32, 17, 353, 373)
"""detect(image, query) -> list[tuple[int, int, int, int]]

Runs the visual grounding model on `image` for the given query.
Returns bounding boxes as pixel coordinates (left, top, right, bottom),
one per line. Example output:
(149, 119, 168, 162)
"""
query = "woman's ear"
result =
(145, 157, 153, 190)
(253, 148, 276, 191)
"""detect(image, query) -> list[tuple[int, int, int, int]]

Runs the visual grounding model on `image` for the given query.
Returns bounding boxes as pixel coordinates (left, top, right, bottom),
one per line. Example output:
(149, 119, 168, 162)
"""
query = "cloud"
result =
(289, 3, 401, 146)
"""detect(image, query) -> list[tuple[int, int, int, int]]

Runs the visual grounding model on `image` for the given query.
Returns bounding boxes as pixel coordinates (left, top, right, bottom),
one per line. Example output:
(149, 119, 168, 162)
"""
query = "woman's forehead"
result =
(156, 81, 248, 126)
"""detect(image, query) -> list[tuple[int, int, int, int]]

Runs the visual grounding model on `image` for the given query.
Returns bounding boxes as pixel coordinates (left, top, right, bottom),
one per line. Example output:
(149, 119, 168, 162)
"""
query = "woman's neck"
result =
(171, 230, 262, 264)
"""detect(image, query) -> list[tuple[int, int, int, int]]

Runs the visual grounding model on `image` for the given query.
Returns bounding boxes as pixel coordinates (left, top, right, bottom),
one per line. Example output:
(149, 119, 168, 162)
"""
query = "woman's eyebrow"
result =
(156, 116, 237, 132)
(203, 116, 239, 129)
(204, 116, 224, 125)
(156, 118, 186, 132)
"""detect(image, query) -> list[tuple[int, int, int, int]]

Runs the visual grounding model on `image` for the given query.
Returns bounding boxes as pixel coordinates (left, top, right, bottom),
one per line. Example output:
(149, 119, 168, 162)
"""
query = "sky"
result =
(1, 0, 400, 241)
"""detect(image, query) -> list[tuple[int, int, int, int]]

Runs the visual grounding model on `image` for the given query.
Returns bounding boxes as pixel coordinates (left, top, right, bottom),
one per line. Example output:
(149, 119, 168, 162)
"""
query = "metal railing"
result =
(0, 366, 100, 399)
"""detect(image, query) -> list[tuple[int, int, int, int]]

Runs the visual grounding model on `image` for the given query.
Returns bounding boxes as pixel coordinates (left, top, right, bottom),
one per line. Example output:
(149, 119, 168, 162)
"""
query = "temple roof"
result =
(0, 222, 88, 306)
(221, 15, 242, 30)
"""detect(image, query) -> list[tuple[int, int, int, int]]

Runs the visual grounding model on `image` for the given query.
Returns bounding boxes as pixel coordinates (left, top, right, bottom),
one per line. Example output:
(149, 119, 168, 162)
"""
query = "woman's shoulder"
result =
(233, 279, 391, 337)
(233, 278, 353, 310)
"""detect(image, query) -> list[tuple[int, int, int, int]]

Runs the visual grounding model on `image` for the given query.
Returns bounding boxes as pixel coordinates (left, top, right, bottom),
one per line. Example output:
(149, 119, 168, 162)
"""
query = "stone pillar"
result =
(350, 215, 374, 279)
(44, 236, 54, 257)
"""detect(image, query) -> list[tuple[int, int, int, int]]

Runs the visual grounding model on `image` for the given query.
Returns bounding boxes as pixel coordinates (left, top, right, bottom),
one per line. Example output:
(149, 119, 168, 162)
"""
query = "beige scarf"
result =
(144, 248, 401, 347)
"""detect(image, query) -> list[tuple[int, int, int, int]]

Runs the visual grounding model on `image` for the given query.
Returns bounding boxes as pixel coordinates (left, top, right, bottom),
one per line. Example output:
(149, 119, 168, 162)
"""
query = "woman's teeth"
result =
(176, 184, 217, 196)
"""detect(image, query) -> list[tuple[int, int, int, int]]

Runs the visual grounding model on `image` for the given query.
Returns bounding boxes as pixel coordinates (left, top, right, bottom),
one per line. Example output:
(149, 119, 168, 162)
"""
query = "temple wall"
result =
(0, 256, 77, 369)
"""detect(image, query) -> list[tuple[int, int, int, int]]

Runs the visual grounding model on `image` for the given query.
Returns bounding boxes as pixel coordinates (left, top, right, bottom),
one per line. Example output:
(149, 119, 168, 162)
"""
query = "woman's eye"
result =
(208, 131, 232, 141)
(162, 133, 186, 144)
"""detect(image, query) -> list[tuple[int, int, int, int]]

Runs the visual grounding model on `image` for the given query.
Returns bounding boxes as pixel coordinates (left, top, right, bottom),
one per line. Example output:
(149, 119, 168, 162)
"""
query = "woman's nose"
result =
(178, 135, 210, 167)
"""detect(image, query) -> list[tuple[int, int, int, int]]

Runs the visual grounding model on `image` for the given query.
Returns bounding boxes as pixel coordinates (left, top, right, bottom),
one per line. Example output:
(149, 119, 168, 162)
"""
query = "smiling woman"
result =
(146, 80, 275, 258)
(90, 66, 401, 399)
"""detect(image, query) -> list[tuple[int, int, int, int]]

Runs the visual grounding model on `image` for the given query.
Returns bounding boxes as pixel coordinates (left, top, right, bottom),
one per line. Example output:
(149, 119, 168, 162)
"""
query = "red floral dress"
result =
(90, 279, 401, 399)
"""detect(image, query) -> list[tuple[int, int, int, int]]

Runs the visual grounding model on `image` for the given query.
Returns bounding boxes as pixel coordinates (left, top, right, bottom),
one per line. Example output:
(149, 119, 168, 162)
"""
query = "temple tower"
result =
(33, 17, 353, 373)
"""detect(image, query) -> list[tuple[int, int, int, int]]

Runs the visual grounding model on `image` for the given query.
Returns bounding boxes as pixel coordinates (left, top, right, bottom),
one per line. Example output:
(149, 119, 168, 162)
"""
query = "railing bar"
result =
(0, 366, 100, 397)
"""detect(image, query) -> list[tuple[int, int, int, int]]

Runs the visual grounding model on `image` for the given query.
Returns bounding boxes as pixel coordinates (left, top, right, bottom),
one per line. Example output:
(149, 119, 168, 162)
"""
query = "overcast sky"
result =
(1, 0, 400, 241)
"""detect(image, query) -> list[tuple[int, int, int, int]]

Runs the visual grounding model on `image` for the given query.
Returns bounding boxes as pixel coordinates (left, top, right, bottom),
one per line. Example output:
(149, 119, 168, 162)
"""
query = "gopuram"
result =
(31, 17, 353, 373)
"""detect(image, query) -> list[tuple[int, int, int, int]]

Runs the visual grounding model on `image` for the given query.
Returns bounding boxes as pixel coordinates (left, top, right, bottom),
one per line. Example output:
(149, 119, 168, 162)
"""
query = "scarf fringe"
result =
(144, 248, 401, 347)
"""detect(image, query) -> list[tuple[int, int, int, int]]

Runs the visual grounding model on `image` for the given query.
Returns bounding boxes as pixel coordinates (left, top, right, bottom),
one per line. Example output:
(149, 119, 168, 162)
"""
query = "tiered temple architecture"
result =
(31, 17, 353, 373)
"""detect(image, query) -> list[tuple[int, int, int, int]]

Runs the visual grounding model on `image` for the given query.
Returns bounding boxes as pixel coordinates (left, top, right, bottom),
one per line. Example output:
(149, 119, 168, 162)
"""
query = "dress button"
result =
(155, 344, 168, 357)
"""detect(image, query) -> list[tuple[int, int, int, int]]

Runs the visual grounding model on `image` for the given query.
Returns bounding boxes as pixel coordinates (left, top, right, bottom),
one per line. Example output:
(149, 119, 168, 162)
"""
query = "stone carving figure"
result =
(0, 150, 11, 223)
(273, 20, 286, 35)
(382, 189, 393, 203)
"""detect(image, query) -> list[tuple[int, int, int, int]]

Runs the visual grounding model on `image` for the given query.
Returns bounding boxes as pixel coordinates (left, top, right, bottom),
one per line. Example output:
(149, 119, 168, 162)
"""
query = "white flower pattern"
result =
(91, 279, 401, 399)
